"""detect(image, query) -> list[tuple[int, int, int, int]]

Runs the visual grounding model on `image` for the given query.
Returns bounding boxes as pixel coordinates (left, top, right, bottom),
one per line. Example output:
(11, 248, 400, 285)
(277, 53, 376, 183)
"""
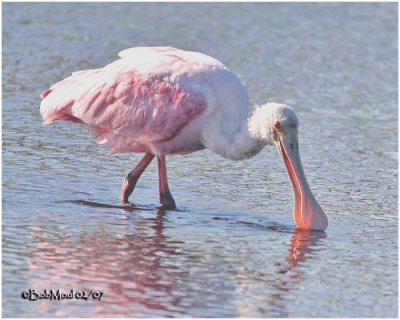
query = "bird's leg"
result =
(157, 155, 176, 209)
(119, 153, 155, 204)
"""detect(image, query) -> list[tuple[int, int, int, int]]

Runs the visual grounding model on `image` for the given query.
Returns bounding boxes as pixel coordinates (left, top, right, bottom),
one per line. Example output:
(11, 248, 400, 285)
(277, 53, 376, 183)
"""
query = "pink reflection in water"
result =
(26, 209, 187, 317)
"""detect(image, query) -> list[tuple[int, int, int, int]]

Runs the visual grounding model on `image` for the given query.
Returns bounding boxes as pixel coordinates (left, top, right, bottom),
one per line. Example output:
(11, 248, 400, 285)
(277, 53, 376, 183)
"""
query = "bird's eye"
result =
(274, 121, 282, 130)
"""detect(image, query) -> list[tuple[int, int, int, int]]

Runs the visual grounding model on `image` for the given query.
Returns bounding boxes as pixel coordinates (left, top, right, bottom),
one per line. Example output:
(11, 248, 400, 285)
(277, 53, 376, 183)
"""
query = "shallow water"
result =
(2, 3, 397, 317)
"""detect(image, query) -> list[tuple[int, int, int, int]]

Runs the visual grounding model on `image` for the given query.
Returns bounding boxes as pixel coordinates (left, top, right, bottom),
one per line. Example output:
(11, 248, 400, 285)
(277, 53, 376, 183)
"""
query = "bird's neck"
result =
(230, 103, 287, 160)
(247, 104, 276, 146)
(227, 119, 267, 160)
(201, 104, 278, 161)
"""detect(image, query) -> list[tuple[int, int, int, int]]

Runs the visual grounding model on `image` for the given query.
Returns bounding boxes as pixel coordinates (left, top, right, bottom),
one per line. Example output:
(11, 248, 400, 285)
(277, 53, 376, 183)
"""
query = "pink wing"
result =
(40, 48, 209, 154)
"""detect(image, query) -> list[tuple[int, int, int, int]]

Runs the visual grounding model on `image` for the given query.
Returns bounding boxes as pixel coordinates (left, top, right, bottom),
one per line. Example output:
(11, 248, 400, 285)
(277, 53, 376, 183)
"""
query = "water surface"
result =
(3, 3, 397, 317)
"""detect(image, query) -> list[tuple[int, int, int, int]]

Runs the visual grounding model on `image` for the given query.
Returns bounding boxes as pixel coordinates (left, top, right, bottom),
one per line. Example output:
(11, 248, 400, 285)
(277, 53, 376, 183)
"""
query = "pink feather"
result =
(40, 47, 211, 155)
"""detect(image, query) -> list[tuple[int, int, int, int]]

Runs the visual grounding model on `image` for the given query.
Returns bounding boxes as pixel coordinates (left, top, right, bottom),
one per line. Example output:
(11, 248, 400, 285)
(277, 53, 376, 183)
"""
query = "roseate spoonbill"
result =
(40, 47, 328, 231)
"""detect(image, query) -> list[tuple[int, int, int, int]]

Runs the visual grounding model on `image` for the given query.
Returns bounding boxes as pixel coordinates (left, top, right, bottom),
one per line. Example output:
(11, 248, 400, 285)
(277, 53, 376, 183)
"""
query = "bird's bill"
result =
(277, 133, 328, 231)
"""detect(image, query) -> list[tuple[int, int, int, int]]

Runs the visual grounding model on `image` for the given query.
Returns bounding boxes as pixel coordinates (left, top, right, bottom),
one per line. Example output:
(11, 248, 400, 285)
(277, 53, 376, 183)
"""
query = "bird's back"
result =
(40, 47, 249, 155)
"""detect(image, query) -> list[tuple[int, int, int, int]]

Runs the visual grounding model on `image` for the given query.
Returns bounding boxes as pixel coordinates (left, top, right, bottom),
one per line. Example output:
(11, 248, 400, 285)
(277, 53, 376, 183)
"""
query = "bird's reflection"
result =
(26, 207, 188, 317)
(276, 229, 327, 287)
(286, 230, 327, 272)
(268, 230, 327, 317)
(26, 205, 327, 317)
(232, 227, 327, 317)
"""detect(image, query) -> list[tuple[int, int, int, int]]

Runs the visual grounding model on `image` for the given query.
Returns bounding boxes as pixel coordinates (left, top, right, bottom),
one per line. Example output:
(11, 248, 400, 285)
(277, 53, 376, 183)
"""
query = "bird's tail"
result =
(39, 69, 101, 125)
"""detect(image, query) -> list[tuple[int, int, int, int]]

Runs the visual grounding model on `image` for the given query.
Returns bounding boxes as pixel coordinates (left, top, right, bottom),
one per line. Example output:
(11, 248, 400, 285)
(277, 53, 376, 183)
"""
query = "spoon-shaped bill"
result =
(277, 134, 328, 231)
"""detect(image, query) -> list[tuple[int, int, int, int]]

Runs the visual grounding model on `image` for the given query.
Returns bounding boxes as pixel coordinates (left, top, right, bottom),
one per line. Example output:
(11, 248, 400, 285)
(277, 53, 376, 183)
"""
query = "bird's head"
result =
(249, 103, 328, 231)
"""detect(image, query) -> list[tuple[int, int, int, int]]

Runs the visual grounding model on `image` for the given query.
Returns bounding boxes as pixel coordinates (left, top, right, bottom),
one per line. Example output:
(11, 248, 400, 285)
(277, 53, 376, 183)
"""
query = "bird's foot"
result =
(119, 173, 140, 202)
(120, 199, 135, 207)
(159, 196, 176, 210)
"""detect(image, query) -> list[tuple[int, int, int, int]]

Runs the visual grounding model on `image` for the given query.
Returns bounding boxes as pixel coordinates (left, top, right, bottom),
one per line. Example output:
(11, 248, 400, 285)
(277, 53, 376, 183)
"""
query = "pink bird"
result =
(40, 46, 328, 231)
